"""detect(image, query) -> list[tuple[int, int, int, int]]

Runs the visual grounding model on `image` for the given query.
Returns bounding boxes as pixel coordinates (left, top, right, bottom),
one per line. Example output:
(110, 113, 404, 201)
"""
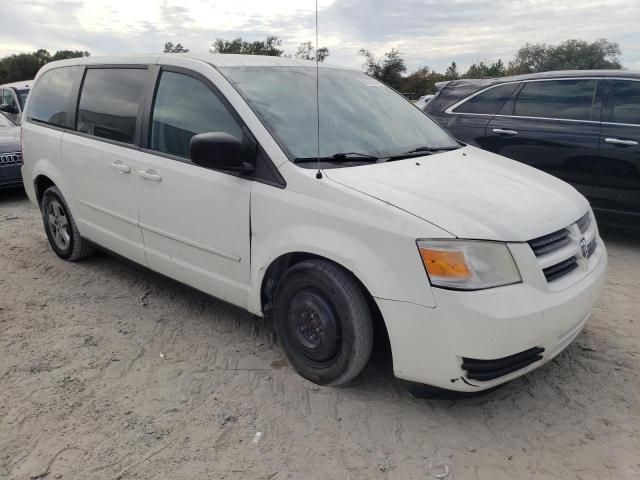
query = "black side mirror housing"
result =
(189, 132, 254, 173)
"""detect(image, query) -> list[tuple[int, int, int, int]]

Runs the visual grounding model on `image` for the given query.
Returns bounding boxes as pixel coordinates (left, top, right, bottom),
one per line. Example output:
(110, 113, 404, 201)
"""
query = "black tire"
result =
(41, 186, 94, 261)
(273, 259, 374, 386)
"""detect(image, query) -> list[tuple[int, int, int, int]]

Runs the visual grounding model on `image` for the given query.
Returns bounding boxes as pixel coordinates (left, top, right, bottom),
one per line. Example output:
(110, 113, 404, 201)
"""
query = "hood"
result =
(0, 125, 20, 152)
(324, 146, 589, 242)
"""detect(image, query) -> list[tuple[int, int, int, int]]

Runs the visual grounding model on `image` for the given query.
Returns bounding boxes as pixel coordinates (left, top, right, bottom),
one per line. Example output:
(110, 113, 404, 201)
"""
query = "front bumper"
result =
(0, 163, 23, 189)
(376, 239, 608, 392)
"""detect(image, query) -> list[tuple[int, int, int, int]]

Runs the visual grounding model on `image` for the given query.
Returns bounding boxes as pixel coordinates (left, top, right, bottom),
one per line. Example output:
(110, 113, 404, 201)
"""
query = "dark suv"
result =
(424, 71, 640, 225)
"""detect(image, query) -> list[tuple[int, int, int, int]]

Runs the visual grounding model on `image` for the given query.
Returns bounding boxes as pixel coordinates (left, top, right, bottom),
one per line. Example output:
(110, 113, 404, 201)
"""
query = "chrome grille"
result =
(528, 211, 598, 284)
(0, 152, 22, 165)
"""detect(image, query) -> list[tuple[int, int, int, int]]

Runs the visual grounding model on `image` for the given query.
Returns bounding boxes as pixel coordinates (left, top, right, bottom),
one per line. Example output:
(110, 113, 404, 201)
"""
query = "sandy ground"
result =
(0, 187, 639, 480)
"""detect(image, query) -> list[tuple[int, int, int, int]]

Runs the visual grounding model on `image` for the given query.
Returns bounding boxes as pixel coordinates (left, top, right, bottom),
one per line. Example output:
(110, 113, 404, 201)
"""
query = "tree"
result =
(0, 49, 89, 84)
(210, 36, 284, 56)
(509, 38, 621, 73)
(358, 48, 406, 90)
(462, 59, 506, 78)
(294, 41, 329, 62)
(51, 50, 90, 61)
(397, 67, 443, 98)
(444, 61, 459, 80)
(164, 42, 189, 53)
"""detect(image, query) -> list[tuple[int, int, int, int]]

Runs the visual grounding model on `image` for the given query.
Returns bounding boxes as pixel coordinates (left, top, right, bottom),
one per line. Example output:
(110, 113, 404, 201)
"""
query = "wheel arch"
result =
(34, 174, 56, 207)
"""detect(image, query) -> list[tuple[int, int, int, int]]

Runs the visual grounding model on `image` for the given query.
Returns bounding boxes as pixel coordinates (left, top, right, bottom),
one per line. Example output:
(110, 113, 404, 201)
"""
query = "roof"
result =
(437, 69, 640, 91)
(37, 52, 356, 71)
(0, 80, 32, 89)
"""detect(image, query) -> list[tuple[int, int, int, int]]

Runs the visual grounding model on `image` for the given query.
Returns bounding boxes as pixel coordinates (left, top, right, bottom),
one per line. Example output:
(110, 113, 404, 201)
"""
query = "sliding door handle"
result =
(604, 137, 638, 146)
(137, 169, 162, 182)
(110, 161, 131, 174)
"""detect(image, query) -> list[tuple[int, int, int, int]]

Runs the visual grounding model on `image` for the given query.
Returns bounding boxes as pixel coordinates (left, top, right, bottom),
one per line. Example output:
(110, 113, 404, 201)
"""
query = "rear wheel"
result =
(273, 259, 373, 386)
(41, 186, 94, 261)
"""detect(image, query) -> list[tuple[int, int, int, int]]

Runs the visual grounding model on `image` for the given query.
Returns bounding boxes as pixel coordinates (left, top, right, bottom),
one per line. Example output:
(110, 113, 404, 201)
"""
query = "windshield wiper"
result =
(294, 152, 380, 163)
(404, 145, 461, 154)
(384, 145, 462, 161)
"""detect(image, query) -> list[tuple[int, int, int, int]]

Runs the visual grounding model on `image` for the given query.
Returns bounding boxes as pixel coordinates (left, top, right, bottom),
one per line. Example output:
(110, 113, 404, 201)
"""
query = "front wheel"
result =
(273, 259, 374, 386)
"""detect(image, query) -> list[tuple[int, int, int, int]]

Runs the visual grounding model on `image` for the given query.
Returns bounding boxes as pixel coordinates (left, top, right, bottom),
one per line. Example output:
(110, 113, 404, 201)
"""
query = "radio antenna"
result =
(314, 0, 322, 179)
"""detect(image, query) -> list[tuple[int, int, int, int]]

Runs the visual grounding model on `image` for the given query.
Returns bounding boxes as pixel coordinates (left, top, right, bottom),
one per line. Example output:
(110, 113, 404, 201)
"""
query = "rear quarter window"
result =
(453, 83, 519, 115)
(28, 67, 81, 127)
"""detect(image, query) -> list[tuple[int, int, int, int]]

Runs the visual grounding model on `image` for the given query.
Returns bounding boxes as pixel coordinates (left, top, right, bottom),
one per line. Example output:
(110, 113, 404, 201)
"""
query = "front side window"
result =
(27, 67, 80, 127)
(514, 79, 597, 121)
(16, 89, 29, 109)
(609, 80, 640, 125)
(221, 66, 457, 163)
(454, 83, 519, 115)
(150, 71, 242, 158)
(77, 68, 147, 144)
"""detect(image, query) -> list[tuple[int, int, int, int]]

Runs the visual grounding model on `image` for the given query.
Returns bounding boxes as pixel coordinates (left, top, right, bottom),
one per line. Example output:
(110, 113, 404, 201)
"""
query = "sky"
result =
(1, 0, 639, 73)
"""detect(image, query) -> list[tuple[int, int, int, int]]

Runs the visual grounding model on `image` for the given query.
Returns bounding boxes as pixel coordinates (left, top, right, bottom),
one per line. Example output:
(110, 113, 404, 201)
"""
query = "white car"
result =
(0, 80, 31, 124)
(21, 54, 607, 391)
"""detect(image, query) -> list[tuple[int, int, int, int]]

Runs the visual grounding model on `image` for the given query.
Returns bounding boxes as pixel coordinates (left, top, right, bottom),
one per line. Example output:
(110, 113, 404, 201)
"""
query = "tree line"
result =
(0, 49, 89, 84)
(1, 38, 622, 98)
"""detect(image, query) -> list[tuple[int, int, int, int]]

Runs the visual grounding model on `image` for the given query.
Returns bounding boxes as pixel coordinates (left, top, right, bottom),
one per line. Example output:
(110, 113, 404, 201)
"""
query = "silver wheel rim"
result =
(47, 200, 71, 250)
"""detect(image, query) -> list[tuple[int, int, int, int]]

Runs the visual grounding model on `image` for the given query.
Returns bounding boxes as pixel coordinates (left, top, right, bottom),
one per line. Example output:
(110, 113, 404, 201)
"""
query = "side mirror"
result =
(0, 103, 18, 115)
(189, 132, 254, 173)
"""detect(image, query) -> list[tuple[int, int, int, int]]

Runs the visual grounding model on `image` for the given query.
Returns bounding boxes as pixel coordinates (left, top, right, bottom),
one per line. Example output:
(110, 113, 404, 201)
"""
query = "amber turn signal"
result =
(419, 247, 472, 279)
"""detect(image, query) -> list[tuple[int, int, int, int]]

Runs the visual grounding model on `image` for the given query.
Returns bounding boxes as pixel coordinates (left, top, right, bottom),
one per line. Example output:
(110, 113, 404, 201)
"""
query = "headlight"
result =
(417, 239, 521, 290)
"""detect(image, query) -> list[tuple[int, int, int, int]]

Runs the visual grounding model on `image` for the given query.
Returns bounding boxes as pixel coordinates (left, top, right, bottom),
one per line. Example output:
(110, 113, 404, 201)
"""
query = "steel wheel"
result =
(288, 288, 342, 367)
(274, 259, 374, 386)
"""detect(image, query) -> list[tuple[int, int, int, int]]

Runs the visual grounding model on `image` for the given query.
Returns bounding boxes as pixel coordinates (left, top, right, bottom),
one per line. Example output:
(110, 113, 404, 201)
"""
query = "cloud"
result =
(0, 0, 638, 73)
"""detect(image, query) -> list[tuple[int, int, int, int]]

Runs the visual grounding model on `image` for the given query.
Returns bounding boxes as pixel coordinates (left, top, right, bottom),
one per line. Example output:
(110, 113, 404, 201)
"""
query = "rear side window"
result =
(77, 68, 147, 144)
(28, 67, 80, 127)
(514, 79, 597, 121)
(150, 71, 242, 158)
(609, 80, 640, 125)
(454, 83, 519, 114)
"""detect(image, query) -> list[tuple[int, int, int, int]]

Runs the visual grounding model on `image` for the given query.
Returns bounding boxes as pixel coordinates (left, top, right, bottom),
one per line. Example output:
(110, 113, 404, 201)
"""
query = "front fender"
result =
(248, 178, 444, 315)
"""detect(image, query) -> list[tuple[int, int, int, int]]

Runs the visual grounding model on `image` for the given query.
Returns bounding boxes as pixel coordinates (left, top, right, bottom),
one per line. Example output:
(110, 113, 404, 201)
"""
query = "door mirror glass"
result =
(190, 132, 250, 172)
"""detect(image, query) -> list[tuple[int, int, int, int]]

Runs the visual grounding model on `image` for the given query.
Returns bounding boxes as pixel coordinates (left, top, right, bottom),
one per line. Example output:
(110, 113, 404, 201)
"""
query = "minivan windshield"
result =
(221, 66, 459, 166)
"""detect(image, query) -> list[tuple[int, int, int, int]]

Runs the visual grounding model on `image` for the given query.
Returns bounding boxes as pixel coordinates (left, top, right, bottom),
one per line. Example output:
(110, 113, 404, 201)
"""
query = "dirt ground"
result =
(0, 187, 639, 480)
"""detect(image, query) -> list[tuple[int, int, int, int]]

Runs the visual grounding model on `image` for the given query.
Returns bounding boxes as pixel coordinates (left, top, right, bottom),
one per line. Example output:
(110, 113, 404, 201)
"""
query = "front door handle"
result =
(492, 128, 518, 136)
(604, 137, 638, 146)
(137, 169, 162, 182)
(110, 161, 131, 174)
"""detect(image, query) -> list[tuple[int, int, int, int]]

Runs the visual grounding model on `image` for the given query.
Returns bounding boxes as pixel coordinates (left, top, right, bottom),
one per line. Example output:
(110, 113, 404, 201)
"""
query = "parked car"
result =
(0, 80, 31, 124)
(0, 112, 22, 190)
(414, 94, 434, 109)
(21, 55, 606, 391)
(424, 70, 640, 226)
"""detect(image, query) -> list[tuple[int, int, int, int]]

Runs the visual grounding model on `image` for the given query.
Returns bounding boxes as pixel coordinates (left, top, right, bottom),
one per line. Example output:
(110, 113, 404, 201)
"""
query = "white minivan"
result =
(21, 54, 607, 391)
